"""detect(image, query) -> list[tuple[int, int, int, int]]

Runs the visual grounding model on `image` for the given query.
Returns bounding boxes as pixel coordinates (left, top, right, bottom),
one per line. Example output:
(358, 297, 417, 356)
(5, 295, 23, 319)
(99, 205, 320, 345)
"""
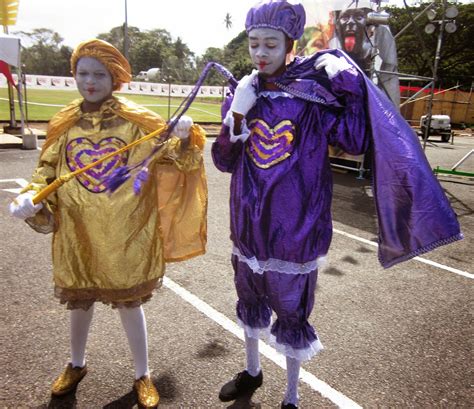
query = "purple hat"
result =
(245, 1, 306, 40)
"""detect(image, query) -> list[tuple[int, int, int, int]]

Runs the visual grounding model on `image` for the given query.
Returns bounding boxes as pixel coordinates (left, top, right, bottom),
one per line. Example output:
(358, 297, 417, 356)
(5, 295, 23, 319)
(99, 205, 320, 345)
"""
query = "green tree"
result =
(388, 2, 474, 89)
(97, 25, 142, 55)
(223, 31, 253, 81)
(224, 13, 232, 29)
(196, 30, 252, 85)
(172, 37, 195, 83)
(195, 47, 225, 85)
(98, 27, 196, 83)
(130, 29, 174, 75)
(15, 28, 72, 76)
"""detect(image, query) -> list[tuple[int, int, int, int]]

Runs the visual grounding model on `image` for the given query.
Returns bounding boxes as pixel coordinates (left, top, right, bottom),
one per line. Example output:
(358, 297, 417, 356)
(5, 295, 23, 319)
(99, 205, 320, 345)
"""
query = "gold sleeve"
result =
(158, 124, 206, 172)
(21, 136, 65, 233)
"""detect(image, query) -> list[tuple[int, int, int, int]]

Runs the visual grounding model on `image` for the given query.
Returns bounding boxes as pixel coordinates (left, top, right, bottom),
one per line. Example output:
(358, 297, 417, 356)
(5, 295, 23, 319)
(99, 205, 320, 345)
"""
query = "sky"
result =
(10, 0, 257, 56)
(7, 0, 463, 57)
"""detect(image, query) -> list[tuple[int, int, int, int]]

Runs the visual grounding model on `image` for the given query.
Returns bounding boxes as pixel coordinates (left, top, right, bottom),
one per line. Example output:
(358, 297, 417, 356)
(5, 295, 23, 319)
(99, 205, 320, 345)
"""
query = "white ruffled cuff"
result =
(223, 110, 250, 143)
(268, 334, 324, 361)
(236, 318, 323, 362)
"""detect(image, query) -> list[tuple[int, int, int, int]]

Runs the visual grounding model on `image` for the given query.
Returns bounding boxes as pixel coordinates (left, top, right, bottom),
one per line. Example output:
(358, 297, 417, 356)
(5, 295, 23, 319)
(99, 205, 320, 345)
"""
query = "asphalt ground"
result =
(0, 131, 472, 408)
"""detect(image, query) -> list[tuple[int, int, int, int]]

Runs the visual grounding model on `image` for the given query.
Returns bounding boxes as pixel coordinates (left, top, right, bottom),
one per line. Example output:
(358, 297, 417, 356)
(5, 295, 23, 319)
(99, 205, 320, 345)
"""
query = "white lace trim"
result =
(238, 319, 323, 362)
(268, 334, 324, 362)
(258, 90, 294, 99)
(223, 110, 250, 143)
(238, 318, 272, 340)
(232, 246, 327, 275)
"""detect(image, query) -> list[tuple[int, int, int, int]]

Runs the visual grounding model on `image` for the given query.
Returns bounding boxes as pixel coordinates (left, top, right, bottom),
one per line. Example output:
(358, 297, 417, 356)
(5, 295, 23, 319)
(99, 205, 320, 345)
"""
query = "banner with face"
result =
(297, 0, 400, 106)
(296, 0, 401, 166)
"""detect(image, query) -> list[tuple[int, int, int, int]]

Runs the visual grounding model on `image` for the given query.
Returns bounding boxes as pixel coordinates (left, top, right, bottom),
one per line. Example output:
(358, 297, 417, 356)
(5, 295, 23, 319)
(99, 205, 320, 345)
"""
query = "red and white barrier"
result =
(0, 74, 229, 97)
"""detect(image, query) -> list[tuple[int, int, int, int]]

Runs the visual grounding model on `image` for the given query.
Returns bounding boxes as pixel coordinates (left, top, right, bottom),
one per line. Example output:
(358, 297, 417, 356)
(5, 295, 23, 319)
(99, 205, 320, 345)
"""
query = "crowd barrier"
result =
(2, 74, 471, 125)
(0, 74, 230, 98)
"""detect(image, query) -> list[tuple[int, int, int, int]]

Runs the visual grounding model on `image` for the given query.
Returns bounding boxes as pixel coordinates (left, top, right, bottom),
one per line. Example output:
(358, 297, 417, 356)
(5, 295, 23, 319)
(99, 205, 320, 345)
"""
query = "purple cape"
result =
(275, 49, 462, 268)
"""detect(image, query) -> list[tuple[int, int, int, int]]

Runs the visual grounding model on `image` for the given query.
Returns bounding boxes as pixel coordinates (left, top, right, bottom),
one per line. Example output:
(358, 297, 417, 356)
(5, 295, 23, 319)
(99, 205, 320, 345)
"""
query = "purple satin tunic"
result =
(212, 70, 368, 267)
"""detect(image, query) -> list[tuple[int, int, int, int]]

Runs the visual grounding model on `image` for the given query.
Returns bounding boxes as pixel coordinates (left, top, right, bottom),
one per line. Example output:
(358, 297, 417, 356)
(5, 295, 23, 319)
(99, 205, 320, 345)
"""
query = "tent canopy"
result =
(0, 33, 20, 66)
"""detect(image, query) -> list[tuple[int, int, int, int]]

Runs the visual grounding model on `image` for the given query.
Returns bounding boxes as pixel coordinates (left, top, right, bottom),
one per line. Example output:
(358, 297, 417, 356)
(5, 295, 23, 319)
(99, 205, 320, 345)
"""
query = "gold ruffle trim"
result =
(54, 278, 162, 311)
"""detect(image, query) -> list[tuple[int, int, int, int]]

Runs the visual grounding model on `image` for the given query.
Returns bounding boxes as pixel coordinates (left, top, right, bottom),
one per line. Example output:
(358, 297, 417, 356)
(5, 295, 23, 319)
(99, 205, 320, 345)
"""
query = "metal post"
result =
(423, 0, 447, 150)
(16, 63, 24, 137)
(167, 77, 171, 120)
(6, 81, 16, 128)
(451, 150, 473, 171)
(3, 25, 17, 130)
(123, 0, 129, 60)
(22, 66, 28, 122)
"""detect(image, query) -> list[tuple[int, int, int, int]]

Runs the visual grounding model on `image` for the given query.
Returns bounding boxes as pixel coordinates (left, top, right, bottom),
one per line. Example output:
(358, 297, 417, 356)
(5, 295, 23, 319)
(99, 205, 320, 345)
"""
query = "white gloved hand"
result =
(9, 191, 43, 220)
(314, 53, 354, 79)
(223, 110, 250, 143)
(171, 115, 194, 139)
(230, 70, 259, 116)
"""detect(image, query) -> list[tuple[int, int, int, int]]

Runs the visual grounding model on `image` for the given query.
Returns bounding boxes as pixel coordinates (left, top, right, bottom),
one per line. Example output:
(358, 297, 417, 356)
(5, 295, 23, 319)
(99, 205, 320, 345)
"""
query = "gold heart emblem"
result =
(246, 119, 295, 169)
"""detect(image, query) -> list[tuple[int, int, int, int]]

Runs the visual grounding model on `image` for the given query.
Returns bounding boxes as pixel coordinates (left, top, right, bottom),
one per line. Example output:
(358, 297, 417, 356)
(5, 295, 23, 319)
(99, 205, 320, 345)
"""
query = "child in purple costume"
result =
(213, 33, 365, 359)
(212, 1, 461, 408)
(212, 2, 360, 407)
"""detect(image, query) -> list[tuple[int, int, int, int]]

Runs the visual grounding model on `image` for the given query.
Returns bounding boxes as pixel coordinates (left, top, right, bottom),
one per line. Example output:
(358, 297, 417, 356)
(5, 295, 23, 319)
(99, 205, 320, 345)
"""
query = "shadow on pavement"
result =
(46, 392, 77, 408)
(226, 391, 261, 408)
(331, 171, 377, 235)
(102, 389, 136, 408)
(196, 339, 229, 359)
(443, 188, 474, 218)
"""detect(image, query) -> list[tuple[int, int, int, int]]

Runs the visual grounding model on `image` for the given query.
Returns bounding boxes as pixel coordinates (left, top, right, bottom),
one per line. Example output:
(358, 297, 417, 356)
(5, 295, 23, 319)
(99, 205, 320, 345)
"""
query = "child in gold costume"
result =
(9, 39, 207, 408)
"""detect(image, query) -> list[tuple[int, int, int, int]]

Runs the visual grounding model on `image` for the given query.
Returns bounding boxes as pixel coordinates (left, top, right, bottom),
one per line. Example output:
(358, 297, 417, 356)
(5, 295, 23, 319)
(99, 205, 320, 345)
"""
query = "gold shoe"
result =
(51, 363, 87, 396)
(134, 375, 159, 408)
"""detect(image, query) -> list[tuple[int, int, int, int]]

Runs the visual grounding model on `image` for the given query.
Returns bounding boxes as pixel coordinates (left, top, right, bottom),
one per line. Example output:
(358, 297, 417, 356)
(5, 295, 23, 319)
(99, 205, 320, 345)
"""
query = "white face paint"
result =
(75, 57, 113, 104)
(248, 28, 287, 77)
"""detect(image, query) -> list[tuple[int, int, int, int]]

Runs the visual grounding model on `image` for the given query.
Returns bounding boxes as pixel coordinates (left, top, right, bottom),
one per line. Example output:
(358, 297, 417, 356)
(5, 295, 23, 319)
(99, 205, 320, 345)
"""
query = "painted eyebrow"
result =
(249, 36, 280, 41)
(77, 67, 107, 72)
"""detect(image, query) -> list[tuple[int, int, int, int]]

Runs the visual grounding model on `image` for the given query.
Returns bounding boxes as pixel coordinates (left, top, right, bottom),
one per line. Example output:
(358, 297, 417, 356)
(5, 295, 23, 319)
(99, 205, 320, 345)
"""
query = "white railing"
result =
(0, 74, 230, 98)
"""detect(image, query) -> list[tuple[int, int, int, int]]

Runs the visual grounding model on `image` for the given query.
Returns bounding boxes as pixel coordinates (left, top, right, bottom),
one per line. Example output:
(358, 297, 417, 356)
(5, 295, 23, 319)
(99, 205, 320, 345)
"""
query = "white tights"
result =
(245, 332, 261, 376)
(118, 305, 149, 379)
(284, 356, 301, 406)
(70, 305, 94, 368)
(69, 305, 149, 379)
(244, 334, 301, 406)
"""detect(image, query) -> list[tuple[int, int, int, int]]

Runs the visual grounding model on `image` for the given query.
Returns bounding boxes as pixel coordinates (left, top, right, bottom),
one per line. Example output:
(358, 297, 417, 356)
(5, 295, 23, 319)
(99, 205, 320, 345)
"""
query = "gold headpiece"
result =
(70, 39, 131, 91)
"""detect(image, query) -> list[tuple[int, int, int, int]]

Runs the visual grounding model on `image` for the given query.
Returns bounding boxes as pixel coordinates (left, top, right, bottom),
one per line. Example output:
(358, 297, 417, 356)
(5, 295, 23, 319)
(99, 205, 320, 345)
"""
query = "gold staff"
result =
(32, 124, 167, 205)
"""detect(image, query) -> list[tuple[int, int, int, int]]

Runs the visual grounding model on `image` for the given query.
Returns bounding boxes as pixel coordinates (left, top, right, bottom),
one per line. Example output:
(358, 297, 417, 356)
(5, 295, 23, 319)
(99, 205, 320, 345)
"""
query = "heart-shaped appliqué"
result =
(246, 119, 295, 169)
(66, 137, 129, 193)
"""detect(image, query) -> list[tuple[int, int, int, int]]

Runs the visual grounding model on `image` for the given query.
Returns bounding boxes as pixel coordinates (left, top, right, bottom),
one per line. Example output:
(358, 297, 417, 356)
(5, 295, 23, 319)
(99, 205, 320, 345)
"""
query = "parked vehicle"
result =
(135, 68, 160, 82)
(419, 114, 452, 142)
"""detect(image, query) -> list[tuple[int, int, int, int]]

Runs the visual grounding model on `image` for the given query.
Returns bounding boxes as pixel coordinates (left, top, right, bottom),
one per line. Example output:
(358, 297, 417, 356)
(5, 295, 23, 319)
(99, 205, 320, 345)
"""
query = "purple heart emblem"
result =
(66, 136, 129, 193)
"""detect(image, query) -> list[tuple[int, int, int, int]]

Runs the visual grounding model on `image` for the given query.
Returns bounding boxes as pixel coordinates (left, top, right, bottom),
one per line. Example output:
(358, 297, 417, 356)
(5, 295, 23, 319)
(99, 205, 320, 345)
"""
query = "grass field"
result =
(0, 87, 223, 123)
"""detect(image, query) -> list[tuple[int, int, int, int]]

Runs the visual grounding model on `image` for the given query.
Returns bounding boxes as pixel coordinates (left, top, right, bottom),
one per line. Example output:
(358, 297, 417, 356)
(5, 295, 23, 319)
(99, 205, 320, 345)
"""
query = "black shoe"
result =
(218, 370, 263, 402)
(281, 402, 298, 409)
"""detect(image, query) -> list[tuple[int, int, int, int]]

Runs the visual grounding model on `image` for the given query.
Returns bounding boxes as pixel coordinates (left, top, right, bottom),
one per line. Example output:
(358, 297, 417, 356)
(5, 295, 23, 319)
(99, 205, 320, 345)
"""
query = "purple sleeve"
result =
(326, 70, 369, 155)
(211, 94, 244, 173)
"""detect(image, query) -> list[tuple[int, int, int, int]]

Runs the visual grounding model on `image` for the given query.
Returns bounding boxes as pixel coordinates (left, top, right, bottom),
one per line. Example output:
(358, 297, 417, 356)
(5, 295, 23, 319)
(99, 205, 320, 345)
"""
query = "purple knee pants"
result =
(232, 255, 323, 361)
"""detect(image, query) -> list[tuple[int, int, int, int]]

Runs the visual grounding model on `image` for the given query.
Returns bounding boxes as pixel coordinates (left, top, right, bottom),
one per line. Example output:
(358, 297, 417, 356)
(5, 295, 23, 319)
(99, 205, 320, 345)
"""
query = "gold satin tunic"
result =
(24, 97, 207, 308)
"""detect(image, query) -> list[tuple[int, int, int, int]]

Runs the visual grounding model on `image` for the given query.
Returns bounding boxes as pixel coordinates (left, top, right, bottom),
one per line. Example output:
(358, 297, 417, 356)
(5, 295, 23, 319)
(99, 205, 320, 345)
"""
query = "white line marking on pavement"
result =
(163, 276, 362, 409)
(333, 228, 473, 279)
(0, 178, 28, 194)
